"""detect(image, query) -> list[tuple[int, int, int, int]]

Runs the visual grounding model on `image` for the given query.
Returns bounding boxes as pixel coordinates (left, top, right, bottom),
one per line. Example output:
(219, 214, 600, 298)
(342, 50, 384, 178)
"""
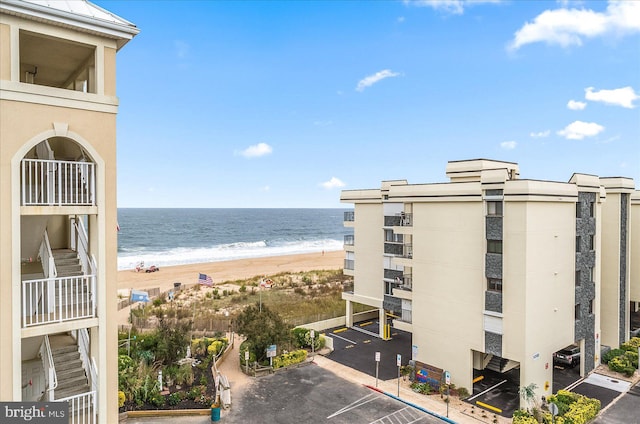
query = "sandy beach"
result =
(117, 250, 344, 294)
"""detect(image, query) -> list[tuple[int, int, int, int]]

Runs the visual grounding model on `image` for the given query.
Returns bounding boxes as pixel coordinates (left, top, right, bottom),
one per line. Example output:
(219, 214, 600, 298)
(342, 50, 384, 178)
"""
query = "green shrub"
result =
(457, 387, 470, 399)
(621, 337, 640, 351)
(410, 382, 432, 395)
(513, 409, 539, 424)
(608, 355, 636, 377)
(167, 392, 184, 406)
(602, 348, 625, 364)
(272, 349, 307, 369)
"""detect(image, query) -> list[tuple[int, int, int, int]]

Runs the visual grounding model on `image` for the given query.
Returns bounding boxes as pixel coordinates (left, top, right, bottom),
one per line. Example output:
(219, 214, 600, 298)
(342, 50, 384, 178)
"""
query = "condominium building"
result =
(341, 159, 636, 407)
(0, 1, 137, 422)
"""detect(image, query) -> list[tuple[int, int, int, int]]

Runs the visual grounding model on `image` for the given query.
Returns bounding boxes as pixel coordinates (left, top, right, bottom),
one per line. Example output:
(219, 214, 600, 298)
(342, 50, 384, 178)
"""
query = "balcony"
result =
(343, 211, 354, 222)
(22, 159, 95, 206)
(344, 259, 354, 270)
(22, 275, 96, 328)
(384, 213, 412, 227)
(343, 235, 354, 246)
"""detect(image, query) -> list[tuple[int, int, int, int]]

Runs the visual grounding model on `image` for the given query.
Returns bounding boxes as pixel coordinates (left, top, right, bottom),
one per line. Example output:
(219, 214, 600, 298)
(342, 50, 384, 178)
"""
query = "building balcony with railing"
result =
(21, 218, 97, 332)
(344, 234, 354, 247)
(21, 157, 95, 207)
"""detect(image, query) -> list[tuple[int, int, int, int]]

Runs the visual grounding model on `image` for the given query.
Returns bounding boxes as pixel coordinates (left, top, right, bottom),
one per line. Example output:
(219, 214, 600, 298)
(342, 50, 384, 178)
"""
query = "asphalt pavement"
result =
(325, 321, 412, 381)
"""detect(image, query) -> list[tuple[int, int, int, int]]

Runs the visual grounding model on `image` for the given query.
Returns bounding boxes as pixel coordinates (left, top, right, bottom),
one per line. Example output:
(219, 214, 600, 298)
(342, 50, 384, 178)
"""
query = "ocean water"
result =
(117, 208, 349, 270)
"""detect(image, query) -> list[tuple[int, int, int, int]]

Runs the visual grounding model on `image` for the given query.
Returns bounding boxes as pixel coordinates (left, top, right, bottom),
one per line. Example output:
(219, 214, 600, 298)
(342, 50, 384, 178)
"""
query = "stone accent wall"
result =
(486, 216, 503, 241)
(485, 331, 502, 357)
(619, 193, 629, 345)
(575, 192, 597, 373)
(485, 291, 503, 314)
(485, 253, 503, 279)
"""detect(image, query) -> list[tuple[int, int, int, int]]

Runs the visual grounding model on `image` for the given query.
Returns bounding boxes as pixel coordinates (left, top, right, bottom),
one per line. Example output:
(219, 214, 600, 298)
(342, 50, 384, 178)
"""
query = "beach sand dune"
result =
(117, 250, 344, 294)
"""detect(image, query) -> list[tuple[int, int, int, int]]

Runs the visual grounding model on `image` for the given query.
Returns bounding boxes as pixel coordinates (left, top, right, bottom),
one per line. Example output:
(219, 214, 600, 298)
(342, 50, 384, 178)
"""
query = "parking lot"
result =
(325, 321, 413, 381)
(225, 364, 443, 423)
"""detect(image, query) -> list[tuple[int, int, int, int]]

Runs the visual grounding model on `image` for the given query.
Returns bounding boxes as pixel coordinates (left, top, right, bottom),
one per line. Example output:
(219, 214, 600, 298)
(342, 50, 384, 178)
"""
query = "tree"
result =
(519, 382, 539, 412)
(155, 318, 192, 365)
(235, 302, 291, 363)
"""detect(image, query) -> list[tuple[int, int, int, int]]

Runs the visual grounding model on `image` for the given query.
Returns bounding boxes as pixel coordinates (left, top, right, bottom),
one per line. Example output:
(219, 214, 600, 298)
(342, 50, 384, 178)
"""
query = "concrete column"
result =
(379, 309, 386, 339)
(345, 300, 353, 327)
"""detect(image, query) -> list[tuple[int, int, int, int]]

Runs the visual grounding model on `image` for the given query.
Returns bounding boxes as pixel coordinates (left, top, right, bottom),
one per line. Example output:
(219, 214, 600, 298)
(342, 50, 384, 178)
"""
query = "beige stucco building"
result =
(0, 1, 137, 422)
(341, 159, 636, 408)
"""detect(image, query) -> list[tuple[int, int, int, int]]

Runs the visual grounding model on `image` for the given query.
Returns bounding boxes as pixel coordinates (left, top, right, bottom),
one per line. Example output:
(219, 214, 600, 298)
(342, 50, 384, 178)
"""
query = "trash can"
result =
(173, 282, 181, 290)
(211, 405, 221, 422)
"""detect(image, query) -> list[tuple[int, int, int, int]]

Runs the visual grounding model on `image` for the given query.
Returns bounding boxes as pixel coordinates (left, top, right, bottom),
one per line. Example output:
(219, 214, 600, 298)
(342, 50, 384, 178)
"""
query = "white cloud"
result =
(238, 142, 273, 158)
(557, 121, 605, 140)
(585, 86, 639, 108)
(356, 70, 400, 92)
(530, 130, 551, 138)
(404, 0, 501, 15)
(397, 16, 406, 23)
(262, 185, 270, 192)
(320, 177, 346, 190)
(567, 100, 587, 110)
(509, 1, 640, 51)
(500, 141, 517, 149)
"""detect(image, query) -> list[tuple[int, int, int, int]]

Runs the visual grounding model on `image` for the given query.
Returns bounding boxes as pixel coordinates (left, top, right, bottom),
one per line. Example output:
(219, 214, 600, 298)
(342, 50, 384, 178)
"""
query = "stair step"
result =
(52, 345, 77, 355)
(53, 351, 80, 364)
(54, 384, 90, 400)
(56, 375, 89, 391)
(57, 367, 86, 380)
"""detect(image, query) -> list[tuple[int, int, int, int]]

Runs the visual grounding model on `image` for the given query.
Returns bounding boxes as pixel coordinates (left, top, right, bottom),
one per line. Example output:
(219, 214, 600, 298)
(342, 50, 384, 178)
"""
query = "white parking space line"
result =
(326, 393, 377, 419)
(468, 379, 508, 401)
(369, 406, 425, 424)
(332, 333, 358, 345)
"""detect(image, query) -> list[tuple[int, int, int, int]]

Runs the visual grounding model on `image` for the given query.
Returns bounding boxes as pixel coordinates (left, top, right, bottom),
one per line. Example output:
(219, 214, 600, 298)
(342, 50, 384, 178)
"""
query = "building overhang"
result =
(1, 0, 139, 50)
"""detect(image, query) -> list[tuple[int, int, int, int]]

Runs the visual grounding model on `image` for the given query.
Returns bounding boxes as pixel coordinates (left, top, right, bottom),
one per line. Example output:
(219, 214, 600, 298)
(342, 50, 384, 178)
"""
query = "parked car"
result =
(553, 345, 580, 367)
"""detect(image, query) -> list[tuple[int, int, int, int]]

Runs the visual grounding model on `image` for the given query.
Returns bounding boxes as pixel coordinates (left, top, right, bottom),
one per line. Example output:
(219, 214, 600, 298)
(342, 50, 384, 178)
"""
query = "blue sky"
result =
(97, 0, 640, 208)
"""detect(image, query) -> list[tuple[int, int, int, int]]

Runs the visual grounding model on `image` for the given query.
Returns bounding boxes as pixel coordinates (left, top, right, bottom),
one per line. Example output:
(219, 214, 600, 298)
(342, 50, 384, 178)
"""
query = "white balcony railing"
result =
(58, 390, 96, 424)
(22, 275, 96, 328)
(21, 159, 95, 206)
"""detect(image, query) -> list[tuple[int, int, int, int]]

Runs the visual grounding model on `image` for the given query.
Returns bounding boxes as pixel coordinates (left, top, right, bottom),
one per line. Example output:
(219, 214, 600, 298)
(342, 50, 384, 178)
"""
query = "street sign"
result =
(445, 371, 451, 385)
(549, 402, 559, 416)
(396, 354, 401, 367)
(310, 330, 315, 339)
(244, 351, 249, 361)
(267, 345, 277, 358)
(375, 352, 380, 362)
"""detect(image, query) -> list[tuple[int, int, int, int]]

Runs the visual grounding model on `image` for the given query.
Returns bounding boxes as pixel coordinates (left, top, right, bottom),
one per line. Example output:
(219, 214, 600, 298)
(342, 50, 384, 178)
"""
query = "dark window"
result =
(487, 201, 503, 216)
(589, 299, 594, 315)
(487, 278, 503, 292)
(588, 267, 593, 283)
(575, 304, 581, 320)
(487, 240, 502, 254)
(588, 235, 594, 250)
(589, 202, 595, 217)
(575, 270, 581, 287)
(576, 236, 581, 253)
(576, 203, 582, 218)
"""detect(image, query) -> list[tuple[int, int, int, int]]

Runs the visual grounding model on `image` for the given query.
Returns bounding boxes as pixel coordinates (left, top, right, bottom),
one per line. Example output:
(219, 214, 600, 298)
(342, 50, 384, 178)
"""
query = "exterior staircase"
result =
(52, 249, 83, 277)
(51, 343, 89, 400)
(51, 249, 92, 318)
(486, 355, 509, 373)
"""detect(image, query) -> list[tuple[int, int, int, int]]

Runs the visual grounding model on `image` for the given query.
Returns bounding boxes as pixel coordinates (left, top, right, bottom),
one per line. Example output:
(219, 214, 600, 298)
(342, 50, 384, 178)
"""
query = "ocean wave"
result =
(117, 238, 343, 270)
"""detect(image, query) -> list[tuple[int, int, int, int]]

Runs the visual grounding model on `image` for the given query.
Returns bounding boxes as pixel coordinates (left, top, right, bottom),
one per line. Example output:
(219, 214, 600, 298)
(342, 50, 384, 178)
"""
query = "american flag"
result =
(198, 273, 213, 286)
